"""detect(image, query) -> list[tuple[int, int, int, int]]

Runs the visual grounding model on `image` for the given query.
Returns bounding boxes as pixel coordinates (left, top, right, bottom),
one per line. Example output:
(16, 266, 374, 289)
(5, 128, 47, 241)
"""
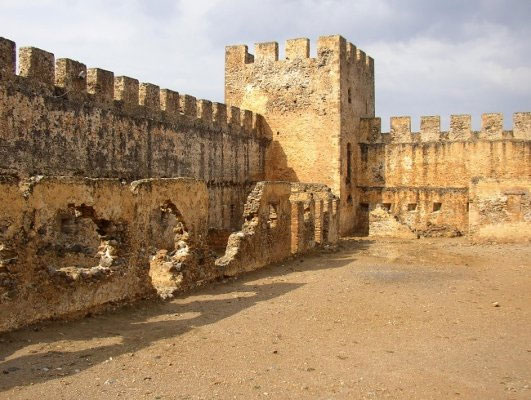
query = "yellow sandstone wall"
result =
(356, 113, 531, 237)
(225, 35, 375, 235)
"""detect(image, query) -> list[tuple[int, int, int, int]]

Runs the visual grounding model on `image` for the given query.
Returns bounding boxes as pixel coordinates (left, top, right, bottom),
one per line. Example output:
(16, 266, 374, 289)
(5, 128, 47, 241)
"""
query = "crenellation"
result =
(255, 42, 278, 62)
(213, 102, 228, 129)
(55, 58, 87, 94)
(356, 48, 366, 65)
(18, 46, 55, 85)
(252, 113, 265, 137)
(366, 56, 374, 75)
(420, 116, 441, 141)
(449, 114, 472, 140)
(160, 88, 180, 117)
(317, 35, 346, 61)
(197, 99, 213, 127)
(346, 42, 357, 63)
(87, 68, 114, 103)
(228, 106, 241, 129)
(480, 113, 503, 140)
(285, 38, 310, 60)
(139, 82, 160, 110)
(513, 112, 531, 140)
(114, 76, 139, 106)
(225, 44, 253, 66)
(241, 109, 253, 132)
(180, 94, 197, 117)
(0, 37, 16, 76)
(390, 116, 411, 142)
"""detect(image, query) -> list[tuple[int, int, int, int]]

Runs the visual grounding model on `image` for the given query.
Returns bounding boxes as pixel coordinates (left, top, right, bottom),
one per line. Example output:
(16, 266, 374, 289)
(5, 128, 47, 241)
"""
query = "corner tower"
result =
(225, 35, 375, 234)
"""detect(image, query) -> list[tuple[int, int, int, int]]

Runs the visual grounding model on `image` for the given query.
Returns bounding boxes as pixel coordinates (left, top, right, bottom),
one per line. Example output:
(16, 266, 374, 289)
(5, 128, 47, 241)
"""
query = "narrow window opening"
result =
(346, 143, 352, 184)
(433, 202, 442, 212)
(348, 88, 352, 104)
(346, 195, 353, 205)
(407, 203, 417, 211)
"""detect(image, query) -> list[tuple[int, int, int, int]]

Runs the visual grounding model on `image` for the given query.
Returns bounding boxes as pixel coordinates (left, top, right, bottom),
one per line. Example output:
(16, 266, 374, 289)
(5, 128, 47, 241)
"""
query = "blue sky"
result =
(1, 0, 530, 130)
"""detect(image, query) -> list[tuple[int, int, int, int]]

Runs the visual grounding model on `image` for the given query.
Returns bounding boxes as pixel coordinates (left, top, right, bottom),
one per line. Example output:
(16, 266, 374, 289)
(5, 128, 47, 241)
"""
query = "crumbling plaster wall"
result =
(469, 178, 531, 242)
(0, 176, 212, 332)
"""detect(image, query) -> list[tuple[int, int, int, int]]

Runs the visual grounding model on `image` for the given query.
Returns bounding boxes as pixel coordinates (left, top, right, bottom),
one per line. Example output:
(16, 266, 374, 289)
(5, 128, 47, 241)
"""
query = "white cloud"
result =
(0, 0, 529, 128)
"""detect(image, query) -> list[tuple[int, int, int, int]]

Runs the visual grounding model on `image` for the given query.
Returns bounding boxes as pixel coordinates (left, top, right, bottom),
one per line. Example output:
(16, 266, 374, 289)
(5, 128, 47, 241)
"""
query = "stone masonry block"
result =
(139, 83, 160, 110)
(197, 99, 213, 122)
(18, 47, 55, 84)
(317, 35, 346, 60)
(225, 45, 253, 66)
(55, 58, 87, 93)
(449, 114, 471, 140)
(228, 106, 241, 126)
(255, 42, 278, 62)
(160, 89, 179, 115)
(480, 113, 503, 140)
(213, 103, 228, 128)
(87, 68, 114, 103)
(420, 116, 440, 141)
(241, 110, 253, 131)
(513, 112, 531, 140)
(285, 38, 309, 60)
(180, 94, 197, 117)
(0, 37, 16, 75)
(390, 116, 411, 142)
(114, 76, 139, 105)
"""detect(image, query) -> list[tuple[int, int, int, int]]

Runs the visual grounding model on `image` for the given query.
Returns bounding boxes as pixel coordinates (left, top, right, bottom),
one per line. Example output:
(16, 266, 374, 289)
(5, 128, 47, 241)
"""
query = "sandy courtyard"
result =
(0, 238, 530, 399)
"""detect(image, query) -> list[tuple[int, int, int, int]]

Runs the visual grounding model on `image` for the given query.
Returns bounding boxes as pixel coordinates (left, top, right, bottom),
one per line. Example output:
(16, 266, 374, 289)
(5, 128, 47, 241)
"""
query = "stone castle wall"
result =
(0, 37, 269, 234)
(355, 113, 531, 237)
(225, 35, 375, 235)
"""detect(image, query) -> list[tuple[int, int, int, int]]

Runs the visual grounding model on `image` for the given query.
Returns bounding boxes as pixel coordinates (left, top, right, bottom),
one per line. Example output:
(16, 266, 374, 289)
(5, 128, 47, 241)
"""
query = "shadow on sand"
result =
(0, 238, 373, 391)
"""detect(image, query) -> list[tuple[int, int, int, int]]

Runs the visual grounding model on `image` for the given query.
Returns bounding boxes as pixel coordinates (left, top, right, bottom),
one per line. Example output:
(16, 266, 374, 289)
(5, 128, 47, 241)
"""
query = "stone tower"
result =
(225, 35, 375, 234)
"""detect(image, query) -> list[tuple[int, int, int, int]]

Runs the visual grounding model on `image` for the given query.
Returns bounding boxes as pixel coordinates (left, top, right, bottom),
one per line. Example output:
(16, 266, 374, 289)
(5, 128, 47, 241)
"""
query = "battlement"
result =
(360, 112, 531, 143)
(225, 35, 374, 74)
(0, 36, 266, 138)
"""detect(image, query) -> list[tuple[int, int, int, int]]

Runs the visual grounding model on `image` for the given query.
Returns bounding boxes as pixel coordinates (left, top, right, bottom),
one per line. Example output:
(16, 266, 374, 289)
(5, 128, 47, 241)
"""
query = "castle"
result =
(0, 35, 529, 331)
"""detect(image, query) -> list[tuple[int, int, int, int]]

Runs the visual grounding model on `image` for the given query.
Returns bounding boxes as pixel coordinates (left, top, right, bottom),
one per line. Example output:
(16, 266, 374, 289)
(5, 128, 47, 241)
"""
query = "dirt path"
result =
(0, 238, 530, 399)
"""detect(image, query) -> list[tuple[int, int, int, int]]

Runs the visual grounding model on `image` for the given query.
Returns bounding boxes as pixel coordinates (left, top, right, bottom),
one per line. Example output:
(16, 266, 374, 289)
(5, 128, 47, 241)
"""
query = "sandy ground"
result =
(0, 237, 530, 400)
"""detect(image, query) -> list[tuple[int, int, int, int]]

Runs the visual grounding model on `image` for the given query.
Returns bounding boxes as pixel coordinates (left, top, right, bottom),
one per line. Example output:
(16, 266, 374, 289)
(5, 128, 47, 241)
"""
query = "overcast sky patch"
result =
(1, 0, 529, 130)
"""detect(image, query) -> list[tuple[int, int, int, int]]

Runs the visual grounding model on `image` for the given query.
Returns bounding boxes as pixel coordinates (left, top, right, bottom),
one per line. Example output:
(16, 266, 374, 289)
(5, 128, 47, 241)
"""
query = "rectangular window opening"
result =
(407, 203, 417, 211)
(382, 203, 392, 212)
(433, 202, 442, 212)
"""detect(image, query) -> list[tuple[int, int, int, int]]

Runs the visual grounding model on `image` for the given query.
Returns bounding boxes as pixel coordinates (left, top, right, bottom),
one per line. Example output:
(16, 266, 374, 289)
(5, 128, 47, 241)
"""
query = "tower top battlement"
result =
(225, 35, 374, 75)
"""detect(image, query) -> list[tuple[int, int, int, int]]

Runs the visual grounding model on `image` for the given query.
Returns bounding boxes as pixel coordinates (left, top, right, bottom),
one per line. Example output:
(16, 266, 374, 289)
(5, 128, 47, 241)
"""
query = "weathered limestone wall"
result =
(0, 177, 340, 332)
(358, 187, 468, 237)
(215, 182, 292, 276)
(0, 37, 268, 233)
(225, 36, 374, 235)
(469, 178, 531, 242)
(339, 42, 375, 235)
(356, 114, 531, 237)
(216, 181, 340, 277)
(0, 176, 212, 332)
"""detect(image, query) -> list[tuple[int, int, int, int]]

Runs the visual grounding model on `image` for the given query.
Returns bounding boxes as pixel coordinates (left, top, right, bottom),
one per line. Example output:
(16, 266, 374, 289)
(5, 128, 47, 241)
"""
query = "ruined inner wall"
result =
(356, 113, 531, 236)
(225, 36, 375, 235)
(0, 37, 268, 233)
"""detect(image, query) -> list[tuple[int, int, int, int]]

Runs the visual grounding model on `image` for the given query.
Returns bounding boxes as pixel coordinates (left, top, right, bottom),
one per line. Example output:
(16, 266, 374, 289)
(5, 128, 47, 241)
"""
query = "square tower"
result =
(225, 35, 375, 234)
